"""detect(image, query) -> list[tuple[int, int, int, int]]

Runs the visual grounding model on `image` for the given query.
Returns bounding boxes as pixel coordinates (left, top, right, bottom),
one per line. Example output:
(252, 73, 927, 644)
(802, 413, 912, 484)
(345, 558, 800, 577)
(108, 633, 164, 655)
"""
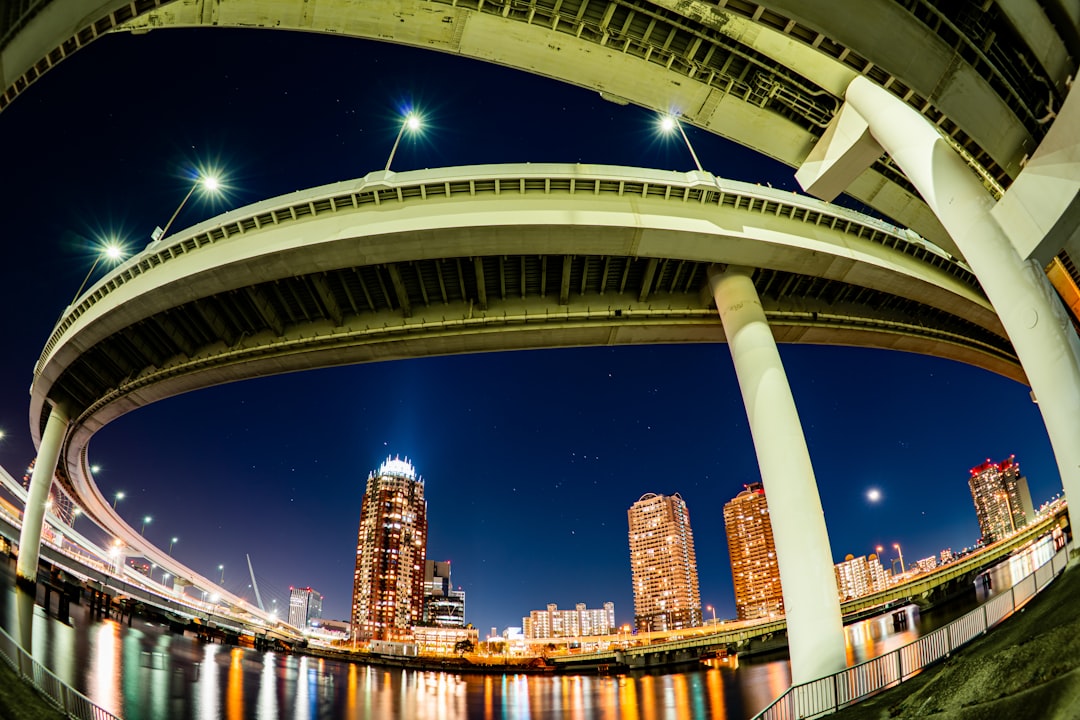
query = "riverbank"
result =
(833, 560, 1080, 720)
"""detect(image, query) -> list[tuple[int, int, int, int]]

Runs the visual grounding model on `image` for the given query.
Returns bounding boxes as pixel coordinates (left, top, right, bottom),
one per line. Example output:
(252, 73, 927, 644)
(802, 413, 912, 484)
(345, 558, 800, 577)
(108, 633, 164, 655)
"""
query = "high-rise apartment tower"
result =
(351, 456, 428, 642)
(969, 455, 1034, 544)
(723, 483, 784, 620)
(627, 492, 702, 632)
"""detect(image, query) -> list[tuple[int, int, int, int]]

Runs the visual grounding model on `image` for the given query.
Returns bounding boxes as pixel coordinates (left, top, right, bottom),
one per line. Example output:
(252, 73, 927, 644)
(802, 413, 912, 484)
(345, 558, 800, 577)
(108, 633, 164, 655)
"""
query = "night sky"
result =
(0, 28, 1062, 632)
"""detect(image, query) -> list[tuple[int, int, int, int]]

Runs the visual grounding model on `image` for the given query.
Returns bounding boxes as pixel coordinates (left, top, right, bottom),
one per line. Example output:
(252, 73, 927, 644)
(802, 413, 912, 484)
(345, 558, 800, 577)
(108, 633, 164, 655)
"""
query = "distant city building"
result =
(522, 602, 616, 639)
(834, 553, 890, 601)
(289, 586, 323, 628)
(723, 483, 784, 620)
(914, 556, 938, 574)
(835, 555, 871, 601)
(423, 560, 465, 627)
(628, 492, 702, 632)
(868, 554, 890, 591)
(413, 625, 479, 655)
(940, 548, 955, 564)
(351, 456, 428, 642)
(22, 459, 75, 527)
(969, 455, 1035, 544)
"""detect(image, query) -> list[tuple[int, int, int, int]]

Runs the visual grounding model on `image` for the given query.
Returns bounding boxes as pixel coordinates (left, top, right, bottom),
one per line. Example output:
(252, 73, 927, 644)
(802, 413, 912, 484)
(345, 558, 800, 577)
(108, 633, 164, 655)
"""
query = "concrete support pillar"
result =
(842, 76, 1080, 542)
(709, 265, 846, 684)
(16, 403, 69, 584)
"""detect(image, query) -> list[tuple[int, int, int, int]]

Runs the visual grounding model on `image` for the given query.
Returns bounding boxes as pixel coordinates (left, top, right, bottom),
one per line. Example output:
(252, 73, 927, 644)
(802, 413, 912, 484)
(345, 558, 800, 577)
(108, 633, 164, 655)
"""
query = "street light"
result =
(893, 543, 906, 575)
(141, 515, 152, 536)
(706, 604, 717, 627)
(70, 241, 126, 307)
(385, 111, 423, 171)
(112, 491, 125, 509)
(218, 564, 225, 583)
(155, 173, 222, 244)
(658, 113, 704, 172)
(169, 537, 178, 555)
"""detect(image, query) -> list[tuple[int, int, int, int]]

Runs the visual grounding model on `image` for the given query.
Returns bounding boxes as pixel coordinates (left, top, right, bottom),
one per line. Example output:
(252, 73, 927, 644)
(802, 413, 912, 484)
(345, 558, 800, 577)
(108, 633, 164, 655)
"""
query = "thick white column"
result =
(16, 403, 69, 584)
(710, 265, 846, 684)
(844, 76, 1080, 541)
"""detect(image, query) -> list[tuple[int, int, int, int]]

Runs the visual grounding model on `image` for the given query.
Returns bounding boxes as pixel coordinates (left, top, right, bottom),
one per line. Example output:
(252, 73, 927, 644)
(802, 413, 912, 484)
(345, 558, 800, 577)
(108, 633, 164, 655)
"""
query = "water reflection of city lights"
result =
(226, 648, 244, 720)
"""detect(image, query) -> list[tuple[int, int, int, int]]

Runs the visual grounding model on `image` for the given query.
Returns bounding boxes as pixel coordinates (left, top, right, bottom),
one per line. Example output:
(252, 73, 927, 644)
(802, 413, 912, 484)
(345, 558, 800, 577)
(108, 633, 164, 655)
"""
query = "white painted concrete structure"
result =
(710, 265, 845, 682)
(797, 75, 1080, 561)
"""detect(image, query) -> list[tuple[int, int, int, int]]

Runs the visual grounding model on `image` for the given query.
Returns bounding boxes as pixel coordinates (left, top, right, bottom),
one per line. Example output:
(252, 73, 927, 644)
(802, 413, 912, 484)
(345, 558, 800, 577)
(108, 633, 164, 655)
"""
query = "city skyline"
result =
(0, 28, 1065, 632)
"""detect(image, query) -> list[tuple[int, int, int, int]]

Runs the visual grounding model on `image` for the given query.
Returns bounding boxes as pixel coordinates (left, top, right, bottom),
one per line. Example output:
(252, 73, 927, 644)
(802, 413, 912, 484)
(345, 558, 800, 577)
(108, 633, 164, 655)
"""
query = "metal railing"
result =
(753, 543, 1071, 720)
(0, 619, 120, 719)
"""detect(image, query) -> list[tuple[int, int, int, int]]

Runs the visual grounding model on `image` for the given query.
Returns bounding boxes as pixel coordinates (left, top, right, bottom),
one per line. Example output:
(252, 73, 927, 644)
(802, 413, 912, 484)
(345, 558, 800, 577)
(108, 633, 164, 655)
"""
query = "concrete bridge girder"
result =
(8, 2, 1072, 260)
(31, 166, 1011, 452)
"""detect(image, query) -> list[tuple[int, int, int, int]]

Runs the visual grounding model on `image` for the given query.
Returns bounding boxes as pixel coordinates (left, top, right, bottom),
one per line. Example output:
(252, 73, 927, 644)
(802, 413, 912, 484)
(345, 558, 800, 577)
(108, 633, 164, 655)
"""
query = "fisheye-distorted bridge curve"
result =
(26, 163, 1011, 635)
(4, 0, 1075, 263)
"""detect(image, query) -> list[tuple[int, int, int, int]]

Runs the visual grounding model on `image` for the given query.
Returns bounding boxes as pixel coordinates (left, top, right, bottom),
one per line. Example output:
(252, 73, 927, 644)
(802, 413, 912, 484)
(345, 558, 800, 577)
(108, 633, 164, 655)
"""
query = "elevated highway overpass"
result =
(28, 163, 1018, 540)
(3, 0, 1078, 268)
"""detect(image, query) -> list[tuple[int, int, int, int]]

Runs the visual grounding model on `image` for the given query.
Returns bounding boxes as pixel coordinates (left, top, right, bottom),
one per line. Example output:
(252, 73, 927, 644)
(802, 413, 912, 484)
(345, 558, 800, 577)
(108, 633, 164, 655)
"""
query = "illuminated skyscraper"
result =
(723, 483, 784, 620)
(351, 456, 428, 642)
(969, 455, 1034, 544)
(628, 492, 702, 632)
(288, 586, 323, 628)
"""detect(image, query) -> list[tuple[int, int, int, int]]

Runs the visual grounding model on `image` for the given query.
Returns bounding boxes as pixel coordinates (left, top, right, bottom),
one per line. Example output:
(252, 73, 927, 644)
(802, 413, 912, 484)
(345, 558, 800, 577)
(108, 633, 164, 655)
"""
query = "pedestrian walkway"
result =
(834, 560, 1080, 719)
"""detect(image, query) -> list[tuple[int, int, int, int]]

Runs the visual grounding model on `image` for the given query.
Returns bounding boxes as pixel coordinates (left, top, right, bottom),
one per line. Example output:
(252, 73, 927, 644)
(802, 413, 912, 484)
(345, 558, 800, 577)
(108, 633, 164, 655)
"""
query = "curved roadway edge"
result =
(24, 163, 1020, 577)
(9, 1, 1072, 257)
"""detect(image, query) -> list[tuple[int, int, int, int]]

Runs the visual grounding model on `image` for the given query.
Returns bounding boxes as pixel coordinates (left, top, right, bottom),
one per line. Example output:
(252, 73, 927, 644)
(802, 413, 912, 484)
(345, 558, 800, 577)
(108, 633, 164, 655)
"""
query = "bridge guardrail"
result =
(752, 543, 1070, 720)
(0, 619, 121, 720)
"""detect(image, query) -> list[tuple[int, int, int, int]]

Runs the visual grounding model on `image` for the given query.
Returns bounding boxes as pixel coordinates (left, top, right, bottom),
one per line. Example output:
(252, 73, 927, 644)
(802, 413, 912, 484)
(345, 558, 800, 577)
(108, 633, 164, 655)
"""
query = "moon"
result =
(867, 488, 882, 502)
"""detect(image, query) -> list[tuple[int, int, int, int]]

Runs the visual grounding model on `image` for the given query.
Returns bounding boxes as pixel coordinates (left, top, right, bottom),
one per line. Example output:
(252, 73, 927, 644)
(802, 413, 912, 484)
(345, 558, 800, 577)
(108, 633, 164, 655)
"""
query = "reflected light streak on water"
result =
(227, 647, 244, 720)
(706, 668, 726, 720)
(198, 643, 219, 719)
(258, 651, 278, 719)
(89, 621, 122, 717)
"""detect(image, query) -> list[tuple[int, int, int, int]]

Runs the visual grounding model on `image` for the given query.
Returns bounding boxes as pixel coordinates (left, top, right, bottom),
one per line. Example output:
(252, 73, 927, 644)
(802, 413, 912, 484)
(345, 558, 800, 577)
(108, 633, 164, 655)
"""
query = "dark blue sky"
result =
(0, 28, 1061, 630)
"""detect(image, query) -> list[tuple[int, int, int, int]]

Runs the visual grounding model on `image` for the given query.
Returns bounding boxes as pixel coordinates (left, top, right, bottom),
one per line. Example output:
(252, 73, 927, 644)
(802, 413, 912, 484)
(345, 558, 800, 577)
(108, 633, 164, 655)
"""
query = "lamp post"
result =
(140, 515, 152, 536)
(155, 173, 222, 243)
(112, 491, 125, 509)
(893, 543, 906, 575)
(384, 112, 422, 171)
(706, 604, 717, 628)
(70, 241, 125, 308)
(169, 537, 178, 556)
(659, 113, 704, 172)
(218, 564, 225, 584)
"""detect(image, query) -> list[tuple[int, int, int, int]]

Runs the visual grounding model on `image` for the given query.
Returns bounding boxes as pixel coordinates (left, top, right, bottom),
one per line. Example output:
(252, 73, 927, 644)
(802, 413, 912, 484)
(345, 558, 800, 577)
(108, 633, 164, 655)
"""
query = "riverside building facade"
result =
(723, 483, 784, 620)
(628, 492, 702, 632)
(522, 602, 616, 639)
(350, 456, 428, 642)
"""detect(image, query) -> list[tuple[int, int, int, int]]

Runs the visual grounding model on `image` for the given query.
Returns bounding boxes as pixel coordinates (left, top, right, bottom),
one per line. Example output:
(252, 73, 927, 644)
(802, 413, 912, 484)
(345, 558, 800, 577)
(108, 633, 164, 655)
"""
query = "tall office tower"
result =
(628, 492, 702, 632)
(351, 456, 428, 642)
(288, 586, 323, 628)
(723, 483, 784, 620)
(423, 559, 466, 627)
(522, 602, 616, 638)
(969, 455, 1034, 544)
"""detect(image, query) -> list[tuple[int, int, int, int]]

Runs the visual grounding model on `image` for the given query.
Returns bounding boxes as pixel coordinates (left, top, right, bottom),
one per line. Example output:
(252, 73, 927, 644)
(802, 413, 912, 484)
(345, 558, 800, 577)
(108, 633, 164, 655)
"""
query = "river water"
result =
(0, 561, 967, 720)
